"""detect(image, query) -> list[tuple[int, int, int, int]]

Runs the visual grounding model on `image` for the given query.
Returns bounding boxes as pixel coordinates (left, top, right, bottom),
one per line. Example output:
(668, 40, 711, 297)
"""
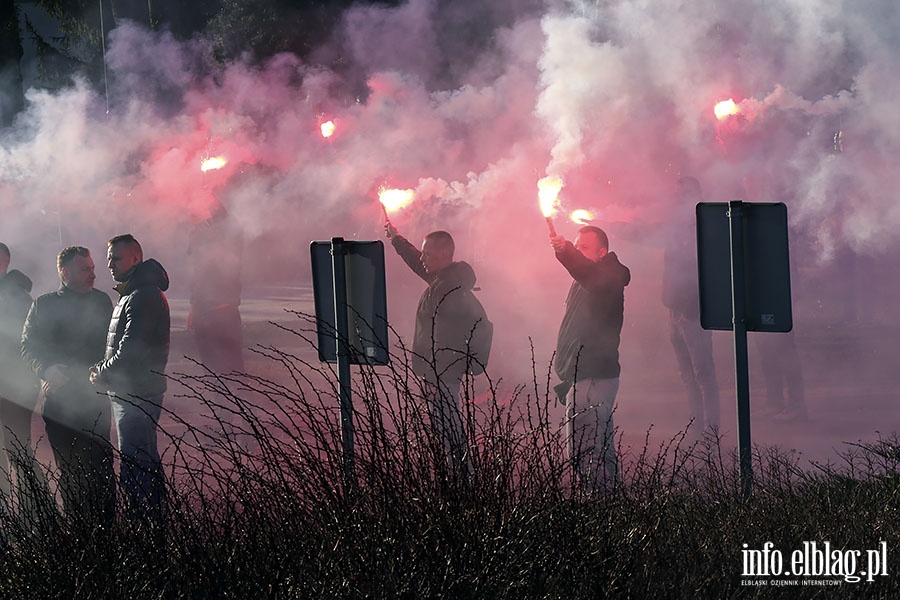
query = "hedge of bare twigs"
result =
(1, 314, 898, 598)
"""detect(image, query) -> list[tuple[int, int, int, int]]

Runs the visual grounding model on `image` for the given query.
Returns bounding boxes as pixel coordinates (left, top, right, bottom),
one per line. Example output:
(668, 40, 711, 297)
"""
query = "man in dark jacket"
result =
(91, 234, 170, 522)
(21, 246, 115, 523)
(187, 202, 244, 376)
(0, 243, 46, 518)
(663, 177, 720, 433)
(187, 203, 245, 438)
(603, 176, 721, 437)
(552, 225, 630, 492)
(385, 224, 489, 475)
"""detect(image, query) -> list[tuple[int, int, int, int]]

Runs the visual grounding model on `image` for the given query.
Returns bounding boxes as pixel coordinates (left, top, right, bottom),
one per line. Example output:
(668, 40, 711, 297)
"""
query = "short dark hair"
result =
(58, 246, 91, 272)
(677, 176, 702, 197)
(578, 225, 609, 250)
(0, 243, 9, 260)
(424, 230, 455, 256)
(108, 233, 143, 258)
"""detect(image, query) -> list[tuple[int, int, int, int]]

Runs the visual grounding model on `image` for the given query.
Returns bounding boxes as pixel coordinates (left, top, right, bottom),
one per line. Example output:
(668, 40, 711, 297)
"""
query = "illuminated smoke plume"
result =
(1, 0, 899, 452)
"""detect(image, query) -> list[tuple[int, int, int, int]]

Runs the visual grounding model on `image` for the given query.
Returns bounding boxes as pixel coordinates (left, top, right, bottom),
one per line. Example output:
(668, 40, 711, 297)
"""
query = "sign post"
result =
(310, 238, 390, 491)
(697, 201, 793, 498)
(726, 202, 752, 499)
(331, 238, 355, 487)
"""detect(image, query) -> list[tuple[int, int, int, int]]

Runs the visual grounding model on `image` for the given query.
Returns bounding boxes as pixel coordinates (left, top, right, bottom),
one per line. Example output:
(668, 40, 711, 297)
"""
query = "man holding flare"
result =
(543, 179, 631, 493)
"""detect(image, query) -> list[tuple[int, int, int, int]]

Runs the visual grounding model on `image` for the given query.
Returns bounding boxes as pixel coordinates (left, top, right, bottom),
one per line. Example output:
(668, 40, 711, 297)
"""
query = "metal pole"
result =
(98, 0, 110, 115)
(331, 237, 355, 489)
(728, 201, 753, 498)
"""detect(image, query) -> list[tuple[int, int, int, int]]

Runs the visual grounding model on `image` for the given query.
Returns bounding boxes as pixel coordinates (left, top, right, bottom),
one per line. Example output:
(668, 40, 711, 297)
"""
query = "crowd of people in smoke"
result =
(0, 173, 813, 525)
(0, 201, 245, 527)
(0, 234, 171, 528)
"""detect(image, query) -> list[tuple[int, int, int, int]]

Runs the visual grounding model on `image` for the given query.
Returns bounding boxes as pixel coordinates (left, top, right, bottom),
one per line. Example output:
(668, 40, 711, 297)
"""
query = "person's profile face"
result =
(107, 243, 140, 282)
(420, 238, 451, 274)
(574, 231, 607, 262)
(677, 179, 701, 203)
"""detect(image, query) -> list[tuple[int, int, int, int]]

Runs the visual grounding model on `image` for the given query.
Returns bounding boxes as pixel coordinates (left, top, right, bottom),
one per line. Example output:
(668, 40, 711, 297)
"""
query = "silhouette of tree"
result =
(0, 0, 25, 124)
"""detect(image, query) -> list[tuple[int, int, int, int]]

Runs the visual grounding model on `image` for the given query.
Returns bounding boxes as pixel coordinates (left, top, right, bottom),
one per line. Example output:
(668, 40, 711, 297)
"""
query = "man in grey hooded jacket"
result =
(386, 224, 490, 476)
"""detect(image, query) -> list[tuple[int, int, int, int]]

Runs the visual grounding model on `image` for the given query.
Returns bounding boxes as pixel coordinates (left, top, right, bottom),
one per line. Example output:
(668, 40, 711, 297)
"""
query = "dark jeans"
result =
(44, 415, 116, 526)
(755, 332, 806, 413)
(192, 305, 245, 373)
(193, 306, 245, 436)
(111, 394, 166, 524)
(669, 312, 720, 431)
(1, 388, 48, 518)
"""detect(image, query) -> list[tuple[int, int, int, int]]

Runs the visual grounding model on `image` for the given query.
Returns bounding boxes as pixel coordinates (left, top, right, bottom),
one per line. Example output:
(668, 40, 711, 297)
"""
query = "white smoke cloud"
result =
(1, 1, 898, 439)
(0, 4, 891, 267)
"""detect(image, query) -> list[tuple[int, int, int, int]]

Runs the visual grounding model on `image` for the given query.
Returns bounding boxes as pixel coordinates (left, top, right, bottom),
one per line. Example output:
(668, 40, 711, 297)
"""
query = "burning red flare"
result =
(570, 209, 595, 225)
(378, 187, 415, 213)
(538, 175, 564, 236)
(714, 98, 740, 121)
(538, 175, 563, 218)
(320, 120, 336, 138)
(200, 156, 227, 172)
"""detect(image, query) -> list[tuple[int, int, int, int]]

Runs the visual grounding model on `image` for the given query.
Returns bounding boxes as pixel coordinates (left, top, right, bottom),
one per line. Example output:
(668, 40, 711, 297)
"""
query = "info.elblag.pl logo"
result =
(741, 541, 889, 585)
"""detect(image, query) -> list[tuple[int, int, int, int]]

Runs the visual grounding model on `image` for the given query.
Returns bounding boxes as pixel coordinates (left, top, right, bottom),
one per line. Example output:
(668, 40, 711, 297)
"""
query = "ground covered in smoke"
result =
(172, 288, 900, 469)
